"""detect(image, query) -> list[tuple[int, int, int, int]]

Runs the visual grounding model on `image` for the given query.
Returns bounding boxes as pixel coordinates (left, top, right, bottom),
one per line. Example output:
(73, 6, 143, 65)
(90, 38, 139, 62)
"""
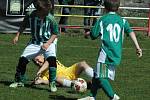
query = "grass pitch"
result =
(0, 33, 150, 100)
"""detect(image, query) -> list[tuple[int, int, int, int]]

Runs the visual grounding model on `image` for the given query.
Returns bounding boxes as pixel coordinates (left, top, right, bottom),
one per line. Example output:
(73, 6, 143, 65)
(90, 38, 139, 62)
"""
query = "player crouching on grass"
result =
(32, 54, 94, 88)
(9, 0, 60, 92)
(78, 0, 142, 100)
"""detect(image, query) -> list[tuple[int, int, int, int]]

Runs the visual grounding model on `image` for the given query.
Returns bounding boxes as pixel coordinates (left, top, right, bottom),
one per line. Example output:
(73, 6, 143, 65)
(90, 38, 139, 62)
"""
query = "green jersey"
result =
(91, 12, 133, 65)
(22, 10, 59, 44)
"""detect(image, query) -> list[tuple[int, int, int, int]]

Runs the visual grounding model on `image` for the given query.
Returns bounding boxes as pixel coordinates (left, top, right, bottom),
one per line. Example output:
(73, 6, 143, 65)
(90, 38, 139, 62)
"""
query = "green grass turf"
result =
(0, 33, 150, 100)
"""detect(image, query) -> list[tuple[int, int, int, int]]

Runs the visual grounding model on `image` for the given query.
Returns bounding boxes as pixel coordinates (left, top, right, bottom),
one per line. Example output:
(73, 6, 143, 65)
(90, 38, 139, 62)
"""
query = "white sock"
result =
(62, 79, 72, 87)
(85, 67, 94, 78)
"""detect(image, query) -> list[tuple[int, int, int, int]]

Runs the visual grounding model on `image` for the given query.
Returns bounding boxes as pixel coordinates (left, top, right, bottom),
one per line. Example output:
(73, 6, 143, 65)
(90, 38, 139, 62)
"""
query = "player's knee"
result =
(46, 56, 57, 67)
(78, 61, 87, 69)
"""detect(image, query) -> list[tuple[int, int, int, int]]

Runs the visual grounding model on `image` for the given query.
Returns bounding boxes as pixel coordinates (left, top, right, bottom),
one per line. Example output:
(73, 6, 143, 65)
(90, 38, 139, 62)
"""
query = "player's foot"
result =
(112, 94, 120, 100)
(9, 82, 24, 88)
(77, 96, 95, 100)
(50, 81, 57, 92)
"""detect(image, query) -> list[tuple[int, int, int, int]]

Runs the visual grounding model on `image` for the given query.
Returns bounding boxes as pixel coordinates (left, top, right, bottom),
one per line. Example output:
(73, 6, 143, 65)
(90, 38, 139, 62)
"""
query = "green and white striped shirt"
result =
(23, 10, 59, 44)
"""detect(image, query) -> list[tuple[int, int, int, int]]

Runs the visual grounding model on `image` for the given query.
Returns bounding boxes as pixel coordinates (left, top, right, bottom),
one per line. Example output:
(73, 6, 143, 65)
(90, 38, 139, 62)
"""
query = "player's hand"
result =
(136, 48, 142, 58)
(31, 73, 42, 85)
(12, 36, 19, 44)
(41, 43, 50, 51)
(84, 31, 90, 39)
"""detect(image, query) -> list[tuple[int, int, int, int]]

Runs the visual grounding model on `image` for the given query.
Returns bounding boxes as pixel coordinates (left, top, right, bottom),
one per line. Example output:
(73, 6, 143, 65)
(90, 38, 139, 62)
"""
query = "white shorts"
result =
(21, 39, 57, 60)
(95, 62, 116, 80)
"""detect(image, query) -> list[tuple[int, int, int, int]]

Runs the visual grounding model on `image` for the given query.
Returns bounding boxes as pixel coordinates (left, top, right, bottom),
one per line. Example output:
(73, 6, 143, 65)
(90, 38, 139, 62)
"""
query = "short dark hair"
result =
(35, 0, 52, 11)
(104, 0, 120, 12)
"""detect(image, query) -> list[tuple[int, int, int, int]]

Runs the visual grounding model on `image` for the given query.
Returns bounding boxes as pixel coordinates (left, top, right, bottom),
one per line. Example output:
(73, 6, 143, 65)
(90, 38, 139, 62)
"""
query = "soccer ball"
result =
(73, 78, 87, 93)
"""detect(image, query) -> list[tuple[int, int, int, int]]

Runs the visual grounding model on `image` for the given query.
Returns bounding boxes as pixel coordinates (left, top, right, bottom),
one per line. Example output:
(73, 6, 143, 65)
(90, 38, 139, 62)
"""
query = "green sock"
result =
(100, 78, 114, 98)
(49, 67, 56, 82)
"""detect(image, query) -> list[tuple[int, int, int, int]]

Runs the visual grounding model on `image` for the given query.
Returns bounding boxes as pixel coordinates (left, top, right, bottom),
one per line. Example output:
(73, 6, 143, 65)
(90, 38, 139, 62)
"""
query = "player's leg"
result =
(87, 77, 119, 100)
(15, 57, 29, 82)
(94, 63, 119, 100)
(9, 57, 29, 88)
(76, 61, 94, 78)
(44, 42, 57, 92)
(10, 44, 41, 88)
(99, 78, 115, 99)
(46, 56, 57, 92)
(79, 63, 116, 100)
(89, 76, 101, 98)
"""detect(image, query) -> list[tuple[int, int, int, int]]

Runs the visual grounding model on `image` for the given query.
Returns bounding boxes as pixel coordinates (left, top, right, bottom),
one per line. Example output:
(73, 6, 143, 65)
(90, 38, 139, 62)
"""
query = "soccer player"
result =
(33, 55, 94, 88)
(9, 0, 59, 92)
(78, 0, 142, 100)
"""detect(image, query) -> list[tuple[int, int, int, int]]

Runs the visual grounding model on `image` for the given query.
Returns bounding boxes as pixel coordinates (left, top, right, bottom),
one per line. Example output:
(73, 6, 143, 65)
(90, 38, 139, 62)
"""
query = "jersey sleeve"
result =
(90, 19, 101, 40)
(49, 16, 60, 35)
(123, 19, 133, 35)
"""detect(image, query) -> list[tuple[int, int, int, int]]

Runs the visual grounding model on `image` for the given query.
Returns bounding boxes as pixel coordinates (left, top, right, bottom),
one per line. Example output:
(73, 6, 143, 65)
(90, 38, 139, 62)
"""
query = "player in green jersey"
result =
(78, 0, 142, 100)
(9, 0, 59, 92)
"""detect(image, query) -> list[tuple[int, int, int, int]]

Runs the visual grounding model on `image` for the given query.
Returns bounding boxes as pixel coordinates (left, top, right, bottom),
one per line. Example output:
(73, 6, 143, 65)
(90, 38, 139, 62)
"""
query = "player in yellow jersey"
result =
(33, 55, 94, 87)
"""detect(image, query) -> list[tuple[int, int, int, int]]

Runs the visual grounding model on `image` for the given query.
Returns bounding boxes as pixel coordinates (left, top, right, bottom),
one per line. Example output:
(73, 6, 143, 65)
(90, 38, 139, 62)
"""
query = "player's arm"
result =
(37, 61, 49, 76)
(129, 32, 142, 57)
(90, 20, 101, 40)
(124, 19, 142, 58)
(12, 14, 29, 44)
(84, 20, 101, 39)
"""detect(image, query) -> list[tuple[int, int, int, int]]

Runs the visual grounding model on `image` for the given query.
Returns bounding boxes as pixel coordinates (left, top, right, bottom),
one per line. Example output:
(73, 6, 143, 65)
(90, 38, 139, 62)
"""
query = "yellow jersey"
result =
(41, 60, 78, 80)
